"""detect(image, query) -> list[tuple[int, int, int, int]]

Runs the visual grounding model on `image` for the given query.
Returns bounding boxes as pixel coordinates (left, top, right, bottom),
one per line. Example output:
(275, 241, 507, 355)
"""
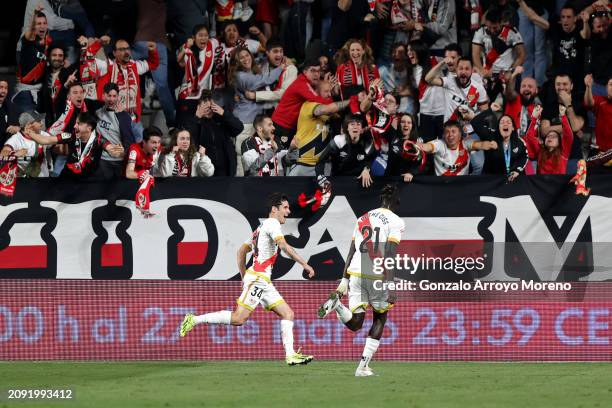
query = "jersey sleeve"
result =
(463, 138, 475, 151)
(441, 75, 453, 89)
(429, 139, 444, 154)
(127, 145, 140, 164)
(264, 218, 284, 242)
(476, 83, 489, 104)
(387, 214, 405, 244)
(508, 29, 524, 46)
(243, 237, 254, 251)
(472, 28, 485, 45)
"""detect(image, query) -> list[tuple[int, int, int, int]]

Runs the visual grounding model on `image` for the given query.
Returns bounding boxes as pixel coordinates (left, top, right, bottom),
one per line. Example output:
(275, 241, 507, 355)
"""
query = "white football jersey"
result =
(347, 208, 405, 276)
(246, 218, 284, 278)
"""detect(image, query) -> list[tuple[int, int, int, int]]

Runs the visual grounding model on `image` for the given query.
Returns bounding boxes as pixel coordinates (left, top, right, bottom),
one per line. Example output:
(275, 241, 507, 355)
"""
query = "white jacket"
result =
(159, 152, 215, 177)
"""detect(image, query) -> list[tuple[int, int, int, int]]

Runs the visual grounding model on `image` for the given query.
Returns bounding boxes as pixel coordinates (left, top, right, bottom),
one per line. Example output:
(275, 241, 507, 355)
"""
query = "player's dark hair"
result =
(342, 113, 363, 134)
(443, 119, 462, 133)
(67, 81, 83, 92)
(199, 89, 213, 103)
(268, 192, 288, 212)
(49, 43, 66, 56)
(485, 7, 503, 24)
(143, 126, 163, 141)
(113, 39, 130, 51)
(103, 82, 119, 94)
(192, 23, 209, 36)
(380, 184, 400, 211)
(554, 73, 573, 84)
(266, 38, 284, 52)
(561, 5, 577, 15)
(76, 111, 97, 129)
(457, 56, 472, 67)
(444, 43, 462, 56)
(253, 114, 269, 132)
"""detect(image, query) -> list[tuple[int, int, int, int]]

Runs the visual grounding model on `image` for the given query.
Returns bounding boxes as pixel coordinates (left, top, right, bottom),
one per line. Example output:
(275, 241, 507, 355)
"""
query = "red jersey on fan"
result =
(127, 142, 155, 173)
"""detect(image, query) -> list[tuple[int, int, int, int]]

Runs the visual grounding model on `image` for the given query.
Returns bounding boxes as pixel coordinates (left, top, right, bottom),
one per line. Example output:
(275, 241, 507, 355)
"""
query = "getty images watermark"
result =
(369, 253, 573, 292)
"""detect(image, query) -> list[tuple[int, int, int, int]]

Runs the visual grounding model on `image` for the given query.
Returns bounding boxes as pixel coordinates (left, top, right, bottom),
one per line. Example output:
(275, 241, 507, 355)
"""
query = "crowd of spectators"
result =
(0, 0, 611, 186)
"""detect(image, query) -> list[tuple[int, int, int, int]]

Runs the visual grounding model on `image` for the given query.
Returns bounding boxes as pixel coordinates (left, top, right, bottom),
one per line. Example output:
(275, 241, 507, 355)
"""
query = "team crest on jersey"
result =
(281, 136, 288, 143)
(357, 154, 365, 161)
(206, 50, 212, 58)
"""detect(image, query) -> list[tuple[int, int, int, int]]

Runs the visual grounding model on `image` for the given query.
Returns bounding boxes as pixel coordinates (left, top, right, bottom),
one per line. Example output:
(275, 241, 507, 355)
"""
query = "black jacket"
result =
(186, 110, 243, 176)
(0, 99, 19, 146)
(471, 108, 528, 176)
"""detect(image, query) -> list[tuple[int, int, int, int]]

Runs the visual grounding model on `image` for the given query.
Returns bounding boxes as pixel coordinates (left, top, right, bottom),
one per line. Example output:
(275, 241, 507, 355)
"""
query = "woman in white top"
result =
(160, 128, 214, 177)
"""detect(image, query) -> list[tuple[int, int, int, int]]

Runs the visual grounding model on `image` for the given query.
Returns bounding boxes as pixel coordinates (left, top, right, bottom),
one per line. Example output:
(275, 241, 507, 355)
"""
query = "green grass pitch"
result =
(1, 361, 611, 408)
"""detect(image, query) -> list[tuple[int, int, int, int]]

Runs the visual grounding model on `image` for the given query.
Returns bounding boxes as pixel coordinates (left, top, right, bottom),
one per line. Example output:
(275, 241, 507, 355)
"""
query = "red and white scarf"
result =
(109, 61, 140, 118)
(174, 153, 192, 177)
(178, 40, 216, 100)
(65, 130, 99, 174)
(338, 60, 377, 100)
(0, 156, 18, 197)
(135, 172, 155, 218)
(253, 136, 279, 176)
(80, 40, 102, 100)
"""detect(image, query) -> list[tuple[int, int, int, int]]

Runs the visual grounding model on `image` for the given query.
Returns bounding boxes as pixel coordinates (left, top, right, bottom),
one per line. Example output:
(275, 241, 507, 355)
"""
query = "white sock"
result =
(358, 337, 380, 370)
(193, 310, 231, 325)
(280, 320, 295, 357)
(335, 303, 353, 324)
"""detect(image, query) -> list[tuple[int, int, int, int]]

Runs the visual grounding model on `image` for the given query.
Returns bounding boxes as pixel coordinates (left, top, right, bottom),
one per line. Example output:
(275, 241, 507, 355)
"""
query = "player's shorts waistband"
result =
(245, 269, 271, 283)
(347, 271, 384, 280)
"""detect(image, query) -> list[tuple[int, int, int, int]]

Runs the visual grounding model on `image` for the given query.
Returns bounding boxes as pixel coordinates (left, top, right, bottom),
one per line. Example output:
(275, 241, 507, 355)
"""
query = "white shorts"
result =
(348, 275, 392, 314)
(237, 272, 285, 312)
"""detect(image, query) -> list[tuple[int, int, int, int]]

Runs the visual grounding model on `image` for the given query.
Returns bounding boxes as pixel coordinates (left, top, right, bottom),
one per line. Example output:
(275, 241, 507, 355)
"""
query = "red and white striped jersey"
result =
(246, 218, 284, 278)
(441, 76, 488, 122)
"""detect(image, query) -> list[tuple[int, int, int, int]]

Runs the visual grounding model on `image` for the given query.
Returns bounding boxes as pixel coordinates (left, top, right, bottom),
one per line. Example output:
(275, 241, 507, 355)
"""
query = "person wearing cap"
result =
(270, 58, 336, 150)
(0, 111, 53, 177)
(20, 111, 124, 179)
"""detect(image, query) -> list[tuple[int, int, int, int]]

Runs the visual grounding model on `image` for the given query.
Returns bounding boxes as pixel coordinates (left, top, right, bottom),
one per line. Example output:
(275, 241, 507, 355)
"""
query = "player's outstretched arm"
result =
(277, 238, 315, 278)
(236, 243, 251, 279)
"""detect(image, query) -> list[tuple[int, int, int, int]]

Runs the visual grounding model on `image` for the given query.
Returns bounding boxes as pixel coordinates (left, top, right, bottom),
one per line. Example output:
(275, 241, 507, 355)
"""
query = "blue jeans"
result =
(518, 9, 548, 86)
(131, 41, 176, 127)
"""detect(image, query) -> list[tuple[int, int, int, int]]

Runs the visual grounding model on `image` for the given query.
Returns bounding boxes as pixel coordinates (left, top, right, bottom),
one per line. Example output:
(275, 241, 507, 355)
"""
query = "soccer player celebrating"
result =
(180, 193, 316, 366)
(318, 185, 405, 377)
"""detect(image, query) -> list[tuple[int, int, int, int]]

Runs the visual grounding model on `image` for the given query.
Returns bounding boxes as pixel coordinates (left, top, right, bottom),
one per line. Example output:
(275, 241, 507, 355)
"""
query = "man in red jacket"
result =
(271, 59, 334, 149)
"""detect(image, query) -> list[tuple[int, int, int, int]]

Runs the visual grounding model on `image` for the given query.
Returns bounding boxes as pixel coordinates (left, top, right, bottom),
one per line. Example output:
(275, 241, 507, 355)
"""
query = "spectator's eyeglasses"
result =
(115, 47, 130, 52)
